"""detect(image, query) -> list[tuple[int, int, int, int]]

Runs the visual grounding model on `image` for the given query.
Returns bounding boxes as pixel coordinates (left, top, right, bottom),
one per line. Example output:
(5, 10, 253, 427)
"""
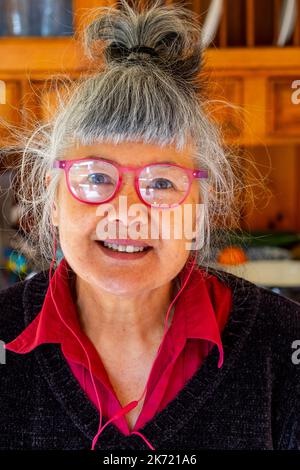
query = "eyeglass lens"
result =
(68, 159, 191, 206)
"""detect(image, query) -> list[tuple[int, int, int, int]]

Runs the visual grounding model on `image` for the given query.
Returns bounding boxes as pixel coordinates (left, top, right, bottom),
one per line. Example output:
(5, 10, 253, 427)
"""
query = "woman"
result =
(0, 0, 299, 450)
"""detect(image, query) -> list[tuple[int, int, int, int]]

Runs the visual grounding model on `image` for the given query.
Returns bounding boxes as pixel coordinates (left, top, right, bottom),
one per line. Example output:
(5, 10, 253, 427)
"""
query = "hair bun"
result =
(83, 0, 204, 92)
(106, 42, 160, 63)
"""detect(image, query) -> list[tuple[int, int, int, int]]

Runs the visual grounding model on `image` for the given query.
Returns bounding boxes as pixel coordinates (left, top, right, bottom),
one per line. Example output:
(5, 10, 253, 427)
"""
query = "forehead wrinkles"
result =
(62, 140, 195, 167)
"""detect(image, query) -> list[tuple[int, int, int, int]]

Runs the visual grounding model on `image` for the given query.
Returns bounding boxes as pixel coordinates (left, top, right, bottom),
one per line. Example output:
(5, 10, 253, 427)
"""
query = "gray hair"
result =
(1, 0, 264, 273)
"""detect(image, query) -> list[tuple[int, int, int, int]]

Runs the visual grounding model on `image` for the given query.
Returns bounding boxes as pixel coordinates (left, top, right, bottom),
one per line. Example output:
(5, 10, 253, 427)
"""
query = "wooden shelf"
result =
(0, 37, 85, 76)
(0, 38, 299, 74)
(0, 4, 299, 233)
(206, 47, 300, 70)
(0, 42, 300, 147)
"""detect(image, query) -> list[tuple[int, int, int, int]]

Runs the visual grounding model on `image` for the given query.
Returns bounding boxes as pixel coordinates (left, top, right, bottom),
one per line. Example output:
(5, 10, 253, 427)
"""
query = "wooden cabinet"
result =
(241, 145, 300, 232)
(21, 78, 75, 124)
(204, 76, 245, 142)
(267, 77, 300, 137)
(0, 0, 299, 233)
(0, 80, 22, 145)
(204, 49, 300, 146)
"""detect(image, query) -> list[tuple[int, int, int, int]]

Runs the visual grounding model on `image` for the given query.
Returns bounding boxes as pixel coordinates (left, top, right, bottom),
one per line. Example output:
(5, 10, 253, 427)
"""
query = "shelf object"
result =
(213, 259, 300, 287)
(0, 0, 74, 37)
(200, 0, 224, 48)
(193, 0, 300, 47)
(277, 0, 298, 46)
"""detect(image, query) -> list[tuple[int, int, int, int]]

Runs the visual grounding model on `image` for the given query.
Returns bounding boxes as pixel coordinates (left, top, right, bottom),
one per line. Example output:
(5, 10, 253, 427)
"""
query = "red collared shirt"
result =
(6, 257, 232, 436)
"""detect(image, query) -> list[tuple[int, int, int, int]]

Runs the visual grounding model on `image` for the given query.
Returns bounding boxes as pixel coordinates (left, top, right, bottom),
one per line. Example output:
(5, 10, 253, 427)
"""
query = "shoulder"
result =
(0, 278, 28, 343)
(202, 264, 300, 380)
(0, 271, 49, 343)
(203, 264, 300, 337)
(255, 284, 300, 336)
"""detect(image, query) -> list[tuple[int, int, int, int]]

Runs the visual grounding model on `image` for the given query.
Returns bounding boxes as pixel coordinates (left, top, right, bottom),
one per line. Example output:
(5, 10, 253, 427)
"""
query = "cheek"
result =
(158, 199, 198, 262)
(165, 238, 189, 260)
(56, 188, 95, 243)
(168, 204, 196, 243)
(158, 212, 191, 264)
(183, 188, 200, 235)
(157, 238, 190, 283)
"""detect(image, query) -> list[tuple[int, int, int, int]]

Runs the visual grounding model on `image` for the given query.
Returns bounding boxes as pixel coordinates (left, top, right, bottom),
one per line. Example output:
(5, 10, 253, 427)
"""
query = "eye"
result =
(87, 173, 111, 185)
(150, 178, 174, 190)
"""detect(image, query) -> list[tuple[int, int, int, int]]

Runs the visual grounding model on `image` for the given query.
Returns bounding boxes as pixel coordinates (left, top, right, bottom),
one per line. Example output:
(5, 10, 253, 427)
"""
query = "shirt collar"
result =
(6, 257, 225, 368)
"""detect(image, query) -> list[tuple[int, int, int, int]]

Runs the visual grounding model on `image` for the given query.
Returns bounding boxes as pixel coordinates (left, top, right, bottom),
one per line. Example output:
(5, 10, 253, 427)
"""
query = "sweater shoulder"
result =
(0, 271, 48, 343)
(206, 265, 300, 336)
(255, 283, 300, 333)
(209, 267, 300, 393)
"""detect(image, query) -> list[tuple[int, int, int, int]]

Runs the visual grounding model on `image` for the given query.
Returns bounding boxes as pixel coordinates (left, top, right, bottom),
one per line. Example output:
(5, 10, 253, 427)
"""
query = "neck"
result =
(70, 273, 180, 348)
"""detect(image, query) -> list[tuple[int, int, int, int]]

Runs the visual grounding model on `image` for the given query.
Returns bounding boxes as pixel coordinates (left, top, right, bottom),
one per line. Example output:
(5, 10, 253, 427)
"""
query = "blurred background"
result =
(0, 0, 300, 303)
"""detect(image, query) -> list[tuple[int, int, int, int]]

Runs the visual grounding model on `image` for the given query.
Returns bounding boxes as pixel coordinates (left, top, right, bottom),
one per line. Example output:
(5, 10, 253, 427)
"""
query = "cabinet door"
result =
(241, 145, 299, 232)
(267, 77, 300, 137)
(21, 79, 75, 124)
(0, 80, 22, 145)
(204, 76, 245, 143)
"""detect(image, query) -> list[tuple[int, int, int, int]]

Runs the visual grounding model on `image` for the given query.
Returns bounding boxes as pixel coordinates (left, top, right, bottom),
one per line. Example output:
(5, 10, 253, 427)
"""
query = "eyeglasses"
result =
(52, 157, 208, 209)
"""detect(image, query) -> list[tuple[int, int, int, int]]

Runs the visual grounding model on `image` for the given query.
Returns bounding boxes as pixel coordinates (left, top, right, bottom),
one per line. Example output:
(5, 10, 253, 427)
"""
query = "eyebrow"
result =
(86, 155, 176, 165)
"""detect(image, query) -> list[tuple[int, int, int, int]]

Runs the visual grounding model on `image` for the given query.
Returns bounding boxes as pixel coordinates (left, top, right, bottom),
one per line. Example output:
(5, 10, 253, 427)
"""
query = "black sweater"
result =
(0, 266, 300, 450)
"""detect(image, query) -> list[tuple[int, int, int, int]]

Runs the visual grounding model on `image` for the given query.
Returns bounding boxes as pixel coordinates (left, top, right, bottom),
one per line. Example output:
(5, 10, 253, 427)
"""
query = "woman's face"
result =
(48, 140, 200, 295)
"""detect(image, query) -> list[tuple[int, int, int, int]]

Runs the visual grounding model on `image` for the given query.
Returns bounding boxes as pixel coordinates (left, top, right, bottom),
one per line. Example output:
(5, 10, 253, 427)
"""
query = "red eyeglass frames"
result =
(52, 157, 208, 209)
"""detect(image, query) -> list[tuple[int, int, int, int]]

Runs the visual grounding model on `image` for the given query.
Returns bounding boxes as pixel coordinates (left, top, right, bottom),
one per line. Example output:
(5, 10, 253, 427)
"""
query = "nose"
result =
(117, 172, 141, 206)
(98, 173, 149, 239)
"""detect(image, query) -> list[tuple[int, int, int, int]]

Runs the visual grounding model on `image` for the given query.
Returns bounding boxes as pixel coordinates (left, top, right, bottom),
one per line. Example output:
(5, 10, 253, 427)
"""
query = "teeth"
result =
(102, 241, 147, 253)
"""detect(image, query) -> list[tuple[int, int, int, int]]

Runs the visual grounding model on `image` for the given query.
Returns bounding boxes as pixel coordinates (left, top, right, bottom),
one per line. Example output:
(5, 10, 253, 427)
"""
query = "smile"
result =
(103, 242, 148, 252)
(95, 240, 153, 260)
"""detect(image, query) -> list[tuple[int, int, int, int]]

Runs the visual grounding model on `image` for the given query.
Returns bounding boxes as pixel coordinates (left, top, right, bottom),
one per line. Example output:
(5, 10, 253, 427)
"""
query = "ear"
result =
(45, 173, 59, 227)
(51, 201, 59, 227)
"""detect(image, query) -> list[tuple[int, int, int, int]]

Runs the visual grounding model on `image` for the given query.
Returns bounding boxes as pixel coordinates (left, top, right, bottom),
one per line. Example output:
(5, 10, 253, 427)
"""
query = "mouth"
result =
(95, 240, 153, 260)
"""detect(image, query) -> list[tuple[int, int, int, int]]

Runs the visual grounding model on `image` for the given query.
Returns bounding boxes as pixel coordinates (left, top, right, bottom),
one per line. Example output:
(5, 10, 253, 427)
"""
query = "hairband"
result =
(109, 42, 159, 60)
(128, 45, 159, 58)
